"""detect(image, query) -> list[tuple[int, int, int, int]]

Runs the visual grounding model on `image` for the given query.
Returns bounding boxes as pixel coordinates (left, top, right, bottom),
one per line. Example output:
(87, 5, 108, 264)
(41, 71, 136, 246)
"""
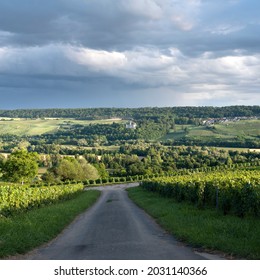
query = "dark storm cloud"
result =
(0, 0, 259, 108)
(1, 0, 259, 53)
(0, 0, 154, 49)
(0, 0, 208, 51)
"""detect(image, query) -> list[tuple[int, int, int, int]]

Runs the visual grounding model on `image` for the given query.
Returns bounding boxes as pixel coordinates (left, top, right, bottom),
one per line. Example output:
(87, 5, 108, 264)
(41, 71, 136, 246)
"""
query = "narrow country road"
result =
(25, 183, 222, 260)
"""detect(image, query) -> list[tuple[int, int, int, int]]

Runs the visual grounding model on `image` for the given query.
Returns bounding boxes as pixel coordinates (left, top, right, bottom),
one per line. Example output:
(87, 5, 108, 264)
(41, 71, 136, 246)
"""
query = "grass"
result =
(127, 187, 260, 260)
(0, 118, 124, 136)
(0, 190, 100, 258)
(38, 167, 48, 175)
(0, 119, 60, 135)
(215, 120, 260, 138)
(163, 120, 260, 141)
(62, 144, 120, 151)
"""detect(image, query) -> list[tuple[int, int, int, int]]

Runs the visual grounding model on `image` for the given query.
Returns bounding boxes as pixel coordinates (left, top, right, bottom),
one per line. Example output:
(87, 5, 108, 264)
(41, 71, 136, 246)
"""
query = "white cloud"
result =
(66, 46, 186, 85)
(66, 47, 127, 73)
(207, 24, 245, 35)
(0, 47, 8, 57)
(0, 30, 14, 45)
(0, 43, 259, 105)
(119, 0, 201, 30)
(120, 0, 163, 20)
(65, 45, 260, 97)
(169, 0, 201, 30)
(1, 44, 259, 83)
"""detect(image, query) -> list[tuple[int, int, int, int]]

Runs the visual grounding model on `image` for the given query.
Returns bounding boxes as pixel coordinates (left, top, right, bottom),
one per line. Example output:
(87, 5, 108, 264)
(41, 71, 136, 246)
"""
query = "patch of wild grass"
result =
(128, 187, 260, 260)
(0, 190, 100, 258)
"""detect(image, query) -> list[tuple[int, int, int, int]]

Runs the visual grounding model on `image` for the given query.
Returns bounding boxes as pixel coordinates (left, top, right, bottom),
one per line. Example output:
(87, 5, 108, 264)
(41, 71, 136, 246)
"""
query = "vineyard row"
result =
(0, 184, 83, 217)
(141, 170, 260, 217)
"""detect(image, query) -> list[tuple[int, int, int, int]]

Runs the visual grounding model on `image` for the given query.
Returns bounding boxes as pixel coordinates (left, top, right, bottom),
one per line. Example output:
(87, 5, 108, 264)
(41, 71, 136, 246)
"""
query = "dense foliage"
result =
(0, 106, 259, 119)
(0, 183, 84, 217)
(141, 170, 260, 217)
(1, 150, 39, 184)
(42, 157, 100, 183)
(1, 144, 259, 184)
(82, 145, 260, 177)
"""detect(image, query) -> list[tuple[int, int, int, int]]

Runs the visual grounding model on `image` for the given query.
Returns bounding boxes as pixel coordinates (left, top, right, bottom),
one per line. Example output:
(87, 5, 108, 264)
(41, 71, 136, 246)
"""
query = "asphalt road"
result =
(26, 184, 223, 260)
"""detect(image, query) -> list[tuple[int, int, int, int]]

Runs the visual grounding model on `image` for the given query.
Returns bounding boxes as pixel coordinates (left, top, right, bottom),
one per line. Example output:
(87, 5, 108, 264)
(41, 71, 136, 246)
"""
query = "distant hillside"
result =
(0, 106, 259, 120)
(162, 119, 260, 145)
(0, 106, 259, 151)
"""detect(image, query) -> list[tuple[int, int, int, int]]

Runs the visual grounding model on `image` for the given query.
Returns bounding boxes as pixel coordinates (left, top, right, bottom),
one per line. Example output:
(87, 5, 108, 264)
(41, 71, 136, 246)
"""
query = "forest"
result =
(0, 105, 259, 119)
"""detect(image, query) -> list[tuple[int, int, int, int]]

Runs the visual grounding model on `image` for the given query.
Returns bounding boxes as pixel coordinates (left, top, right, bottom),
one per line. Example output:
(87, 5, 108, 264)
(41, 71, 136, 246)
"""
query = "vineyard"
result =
(141, 170, 260, 217)
(0, 184, 84, 217)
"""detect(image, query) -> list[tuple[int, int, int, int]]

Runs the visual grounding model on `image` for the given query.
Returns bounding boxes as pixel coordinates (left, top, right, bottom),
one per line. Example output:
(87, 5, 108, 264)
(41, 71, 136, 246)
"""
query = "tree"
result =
(2, 150, 39, 184)
(78, 158, 100, 180)
(18, 140, 30, 150)
(44, 157, 100, 182)
(55, 157, 79, 181)
(93, 163, 109, 179)
(0, 154, 6, 175)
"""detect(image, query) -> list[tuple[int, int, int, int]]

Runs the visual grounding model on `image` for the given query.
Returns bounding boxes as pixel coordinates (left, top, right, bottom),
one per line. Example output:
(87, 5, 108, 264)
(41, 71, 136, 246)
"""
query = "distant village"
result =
(201, 116, 258, 126)
(124, 117, 259, 129)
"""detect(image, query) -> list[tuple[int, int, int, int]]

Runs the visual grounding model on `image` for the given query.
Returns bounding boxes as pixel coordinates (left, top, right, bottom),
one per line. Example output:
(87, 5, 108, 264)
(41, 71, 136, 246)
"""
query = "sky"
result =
(0, 0, 259, 109)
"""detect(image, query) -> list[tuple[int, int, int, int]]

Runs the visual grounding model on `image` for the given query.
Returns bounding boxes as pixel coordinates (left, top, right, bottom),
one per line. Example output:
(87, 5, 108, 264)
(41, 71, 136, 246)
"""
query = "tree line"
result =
(1, 143, 259, 185)
(0, 106, 259, 119)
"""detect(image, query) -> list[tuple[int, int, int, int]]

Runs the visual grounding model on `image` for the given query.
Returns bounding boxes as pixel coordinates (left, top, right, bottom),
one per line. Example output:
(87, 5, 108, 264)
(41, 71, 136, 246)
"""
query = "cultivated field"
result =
(0, 118, 124, 136)
(163, 120, 260, 141)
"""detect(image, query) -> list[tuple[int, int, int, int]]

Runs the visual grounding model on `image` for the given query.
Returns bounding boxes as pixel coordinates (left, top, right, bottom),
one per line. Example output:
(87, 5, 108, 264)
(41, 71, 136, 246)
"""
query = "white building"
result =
(126, 121, 137, 129)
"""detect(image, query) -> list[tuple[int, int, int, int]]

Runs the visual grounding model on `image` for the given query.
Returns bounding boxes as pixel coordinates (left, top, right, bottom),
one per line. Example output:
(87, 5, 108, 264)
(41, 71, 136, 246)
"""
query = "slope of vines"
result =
(0, 184, 84, 217)
(141, 170, 260, 217)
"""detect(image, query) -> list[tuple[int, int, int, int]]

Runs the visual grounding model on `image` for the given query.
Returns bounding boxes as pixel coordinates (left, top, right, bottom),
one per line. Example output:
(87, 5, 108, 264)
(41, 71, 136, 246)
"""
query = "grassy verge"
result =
(0, 190, 100, 258)
(127, 187, 260, 260)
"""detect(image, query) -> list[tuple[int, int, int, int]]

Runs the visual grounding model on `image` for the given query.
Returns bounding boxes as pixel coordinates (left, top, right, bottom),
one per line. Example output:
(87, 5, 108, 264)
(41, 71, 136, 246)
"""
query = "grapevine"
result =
(0, 184, 84, 217)
(141, 170, 260, 217)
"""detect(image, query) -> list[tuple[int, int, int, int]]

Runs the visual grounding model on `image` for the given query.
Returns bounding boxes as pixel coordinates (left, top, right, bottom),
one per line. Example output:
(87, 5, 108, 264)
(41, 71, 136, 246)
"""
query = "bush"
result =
(95, 178, 102, 184)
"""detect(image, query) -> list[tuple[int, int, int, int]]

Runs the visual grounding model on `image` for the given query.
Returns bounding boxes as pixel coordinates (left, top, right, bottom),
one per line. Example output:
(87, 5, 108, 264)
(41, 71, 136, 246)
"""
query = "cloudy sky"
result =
(0, 0, 259, 109)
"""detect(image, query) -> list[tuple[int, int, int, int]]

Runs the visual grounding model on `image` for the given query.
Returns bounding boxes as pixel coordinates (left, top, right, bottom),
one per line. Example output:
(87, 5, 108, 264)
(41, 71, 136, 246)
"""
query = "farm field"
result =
(0, 118, 124, 136)
(214, 147, 260, 153)
(61, 144, 120, 151)
(215, 120, 260, 137)
(162, 120, 260, 141)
